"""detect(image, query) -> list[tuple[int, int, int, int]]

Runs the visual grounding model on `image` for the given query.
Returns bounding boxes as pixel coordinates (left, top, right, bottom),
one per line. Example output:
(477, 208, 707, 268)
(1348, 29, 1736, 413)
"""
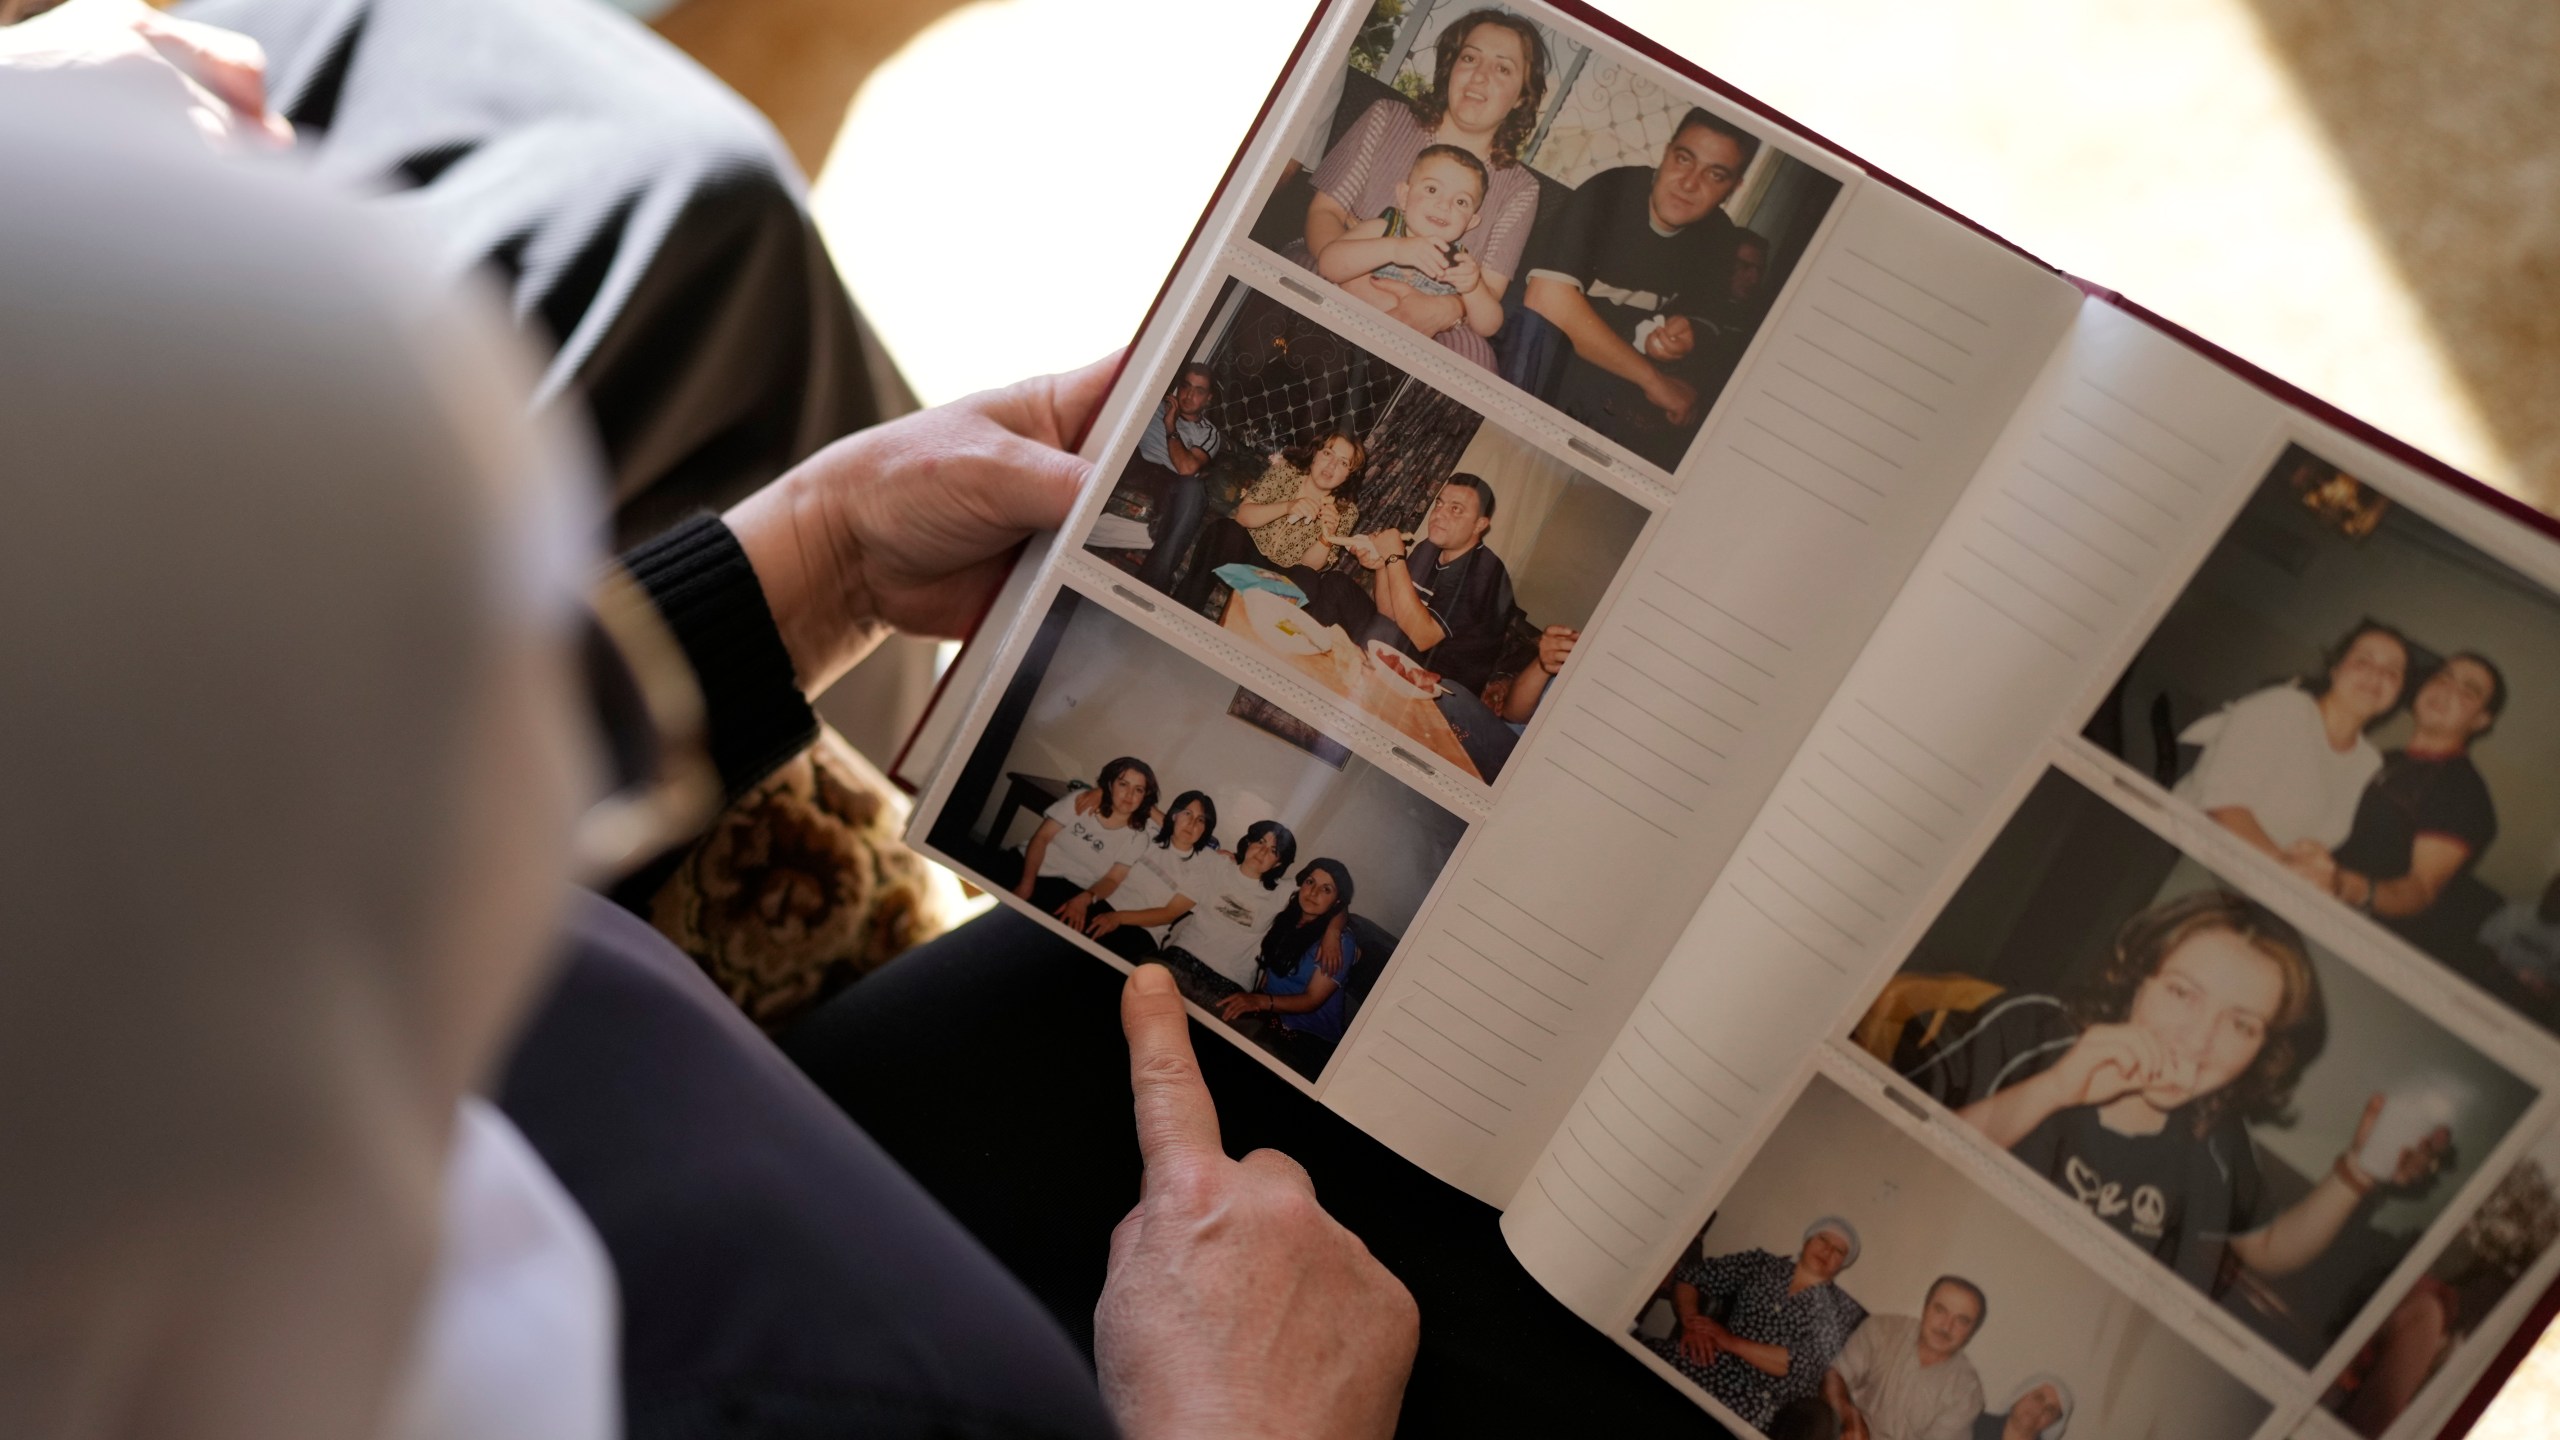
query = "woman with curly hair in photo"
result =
(1900, 888, 2448, 1295)
(1290, 6, 1550, 369)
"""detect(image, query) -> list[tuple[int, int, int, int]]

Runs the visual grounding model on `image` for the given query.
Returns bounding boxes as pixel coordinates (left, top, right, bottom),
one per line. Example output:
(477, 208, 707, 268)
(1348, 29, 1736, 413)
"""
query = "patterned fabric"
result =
(648, 724, 970, 1031)
(1643, 1248, 1867, 1428)
(1241, 457, 1360, 569)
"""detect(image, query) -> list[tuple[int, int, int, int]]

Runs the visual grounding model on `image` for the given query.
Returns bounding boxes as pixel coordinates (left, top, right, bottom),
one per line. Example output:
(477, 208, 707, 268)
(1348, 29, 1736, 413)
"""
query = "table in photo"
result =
(1217, 589, 1481, 781)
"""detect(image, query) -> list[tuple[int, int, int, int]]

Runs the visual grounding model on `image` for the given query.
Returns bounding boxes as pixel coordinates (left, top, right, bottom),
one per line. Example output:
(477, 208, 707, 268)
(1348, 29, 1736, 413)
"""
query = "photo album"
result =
(890, 2, 2560, 1436)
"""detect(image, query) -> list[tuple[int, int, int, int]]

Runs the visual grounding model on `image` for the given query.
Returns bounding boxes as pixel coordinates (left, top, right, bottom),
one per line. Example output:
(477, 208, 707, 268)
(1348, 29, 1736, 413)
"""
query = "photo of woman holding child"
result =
(1288, 7, 1549, 370)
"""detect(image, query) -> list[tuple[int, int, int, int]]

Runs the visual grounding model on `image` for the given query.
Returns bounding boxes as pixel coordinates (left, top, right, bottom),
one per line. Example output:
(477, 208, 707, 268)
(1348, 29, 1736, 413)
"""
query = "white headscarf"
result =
(0, 79, 607, 1440)
(1998, 1372, 2076, 1440)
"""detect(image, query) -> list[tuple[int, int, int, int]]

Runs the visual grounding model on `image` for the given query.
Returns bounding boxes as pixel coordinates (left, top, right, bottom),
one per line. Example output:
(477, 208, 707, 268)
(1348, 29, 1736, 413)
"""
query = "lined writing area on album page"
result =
(1316, 180, 2083, 1202)
(1498, 298, 2300, 1316)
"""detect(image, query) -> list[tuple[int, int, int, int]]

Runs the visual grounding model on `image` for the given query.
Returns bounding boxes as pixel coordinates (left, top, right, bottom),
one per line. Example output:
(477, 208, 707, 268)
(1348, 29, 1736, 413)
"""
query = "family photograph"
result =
(1252, 1, 1843, 473)
(925, 589, 1471, 1083)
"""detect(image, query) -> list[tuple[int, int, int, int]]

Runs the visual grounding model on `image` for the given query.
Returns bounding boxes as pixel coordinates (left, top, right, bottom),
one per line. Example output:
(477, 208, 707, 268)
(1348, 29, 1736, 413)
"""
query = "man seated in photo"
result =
(1822, 1277, 1989, 1440)
(2323, 652, 2506, 962)
(1122, 364, 1224, 592)
(1499, 107, 1758, 471)
(1315, 475, 1529, 779)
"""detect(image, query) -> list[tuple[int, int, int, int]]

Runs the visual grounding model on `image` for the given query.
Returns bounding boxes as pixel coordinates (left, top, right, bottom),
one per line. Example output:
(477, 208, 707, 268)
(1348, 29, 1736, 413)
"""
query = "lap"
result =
(781, 910, 1729, 1436)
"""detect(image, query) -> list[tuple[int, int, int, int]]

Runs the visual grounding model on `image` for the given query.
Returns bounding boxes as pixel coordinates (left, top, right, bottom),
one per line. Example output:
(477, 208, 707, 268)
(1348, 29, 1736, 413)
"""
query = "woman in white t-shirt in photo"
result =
(2175, 621, 2409, 888)
(1158, 819, 1302, 1001)
(1087, 790, 1222, 961)
(1014, 756, 1159, 930)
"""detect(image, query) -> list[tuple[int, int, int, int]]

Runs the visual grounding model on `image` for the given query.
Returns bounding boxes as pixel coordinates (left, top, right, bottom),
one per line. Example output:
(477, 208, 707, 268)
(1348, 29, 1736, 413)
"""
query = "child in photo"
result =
(1315, 144, 1502, 347)
(1012, 756, 1158, 930)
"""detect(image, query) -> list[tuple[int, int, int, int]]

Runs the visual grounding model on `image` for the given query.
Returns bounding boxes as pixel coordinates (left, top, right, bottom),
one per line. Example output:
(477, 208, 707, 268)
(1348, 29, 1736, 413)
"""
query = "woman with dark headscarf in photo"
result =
(1085, 789, 1219, 961)
(2173, 620, 2409, 887)
(1641, 1217, 1867, 1432)
(1901, 889, 2448, 1297)
(1219, 858, 1359, 1076)
(1290, 7, 1549, 370)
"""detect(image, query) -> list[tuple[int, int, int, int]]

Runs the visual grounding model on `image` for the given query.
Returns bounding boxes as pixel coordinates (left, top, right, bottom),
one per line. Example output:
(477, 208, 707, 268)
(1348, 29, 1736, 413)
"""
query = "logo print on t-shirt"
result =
(2065, 1155, 2131, 1219)
(2130, 1185, 2167, 1239)
(1213, 895, 1255, 926)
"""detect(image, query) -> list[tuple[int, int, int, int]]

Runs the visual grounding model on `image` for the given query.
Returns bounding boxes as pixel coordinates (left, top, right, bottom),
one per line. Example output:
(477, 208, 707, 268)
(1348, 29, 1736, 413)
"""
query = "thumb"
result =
(975, 351, 1125, 451)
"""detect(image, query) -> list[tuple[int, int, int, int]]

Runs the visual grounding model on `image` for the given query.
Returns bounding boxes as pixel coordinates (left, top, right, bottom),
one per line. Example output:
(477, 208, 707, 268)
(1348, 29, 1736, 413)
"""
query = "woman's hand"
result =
(1087, 911, 1126, 939)
(1074, 788, 1103, 816)
(1365, 276, 1467, 337)
(1215, 991, 1268, 1023)
(2035, 1023, 2188, 1111)
(1099, 967, 1415, 1440)
(1, 0, 293, 150)
(1054, 891, 1096, 931)
(728, 354, 1118, 695)
(1677, 1313, 1722, 1367)
(2283, 840, 2339, 891)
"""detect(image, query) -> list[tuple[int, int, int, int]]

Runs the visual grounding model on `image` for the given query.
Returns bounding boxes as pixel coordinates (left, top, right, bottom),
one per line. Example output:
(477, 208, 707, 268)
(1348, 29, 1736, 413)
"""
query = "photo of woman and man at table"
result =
(2087, 444, 2560, 1041)
(1252, 2, 1843, 471)
(923, 589, 1469, 1081)
(1851, 768, 2540, 1366)
(1631, 1073, 2272, 1440)
(1084, 279, 1649, 783)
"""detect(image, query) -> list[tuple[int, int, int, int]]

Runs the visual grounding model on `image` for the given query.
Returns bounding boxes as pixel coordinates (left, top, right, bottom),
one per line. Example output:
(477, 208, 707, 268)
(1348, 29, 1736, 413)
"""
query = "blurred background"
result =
(631, 0, 2559, 1422)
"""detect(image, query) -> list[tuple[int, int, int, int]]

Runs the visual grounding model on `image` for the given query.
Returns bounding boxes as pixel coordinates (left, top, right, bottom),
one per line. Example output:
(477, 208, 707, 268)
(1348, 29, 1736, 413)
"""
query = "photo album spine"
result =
(890, 2, 2560, 1437)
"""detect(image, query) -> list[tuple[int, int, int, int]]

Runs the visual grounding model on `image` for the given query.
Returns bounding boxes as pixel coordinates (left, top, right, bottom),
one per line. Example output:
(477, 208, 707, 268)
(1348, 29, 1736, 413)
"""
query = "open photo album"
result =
(889, 2, 2560, 1436)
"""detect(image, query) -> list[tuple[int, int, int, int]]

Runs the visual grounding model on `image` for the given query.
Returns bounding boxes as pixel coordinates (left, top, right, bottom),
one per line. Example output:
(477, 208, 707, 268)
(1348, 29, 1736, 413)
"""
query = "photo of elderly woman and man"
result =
(1250, 2, 1843, 473)
(1631, 1074, 2272, 1440)
(923, 589, 1469, 1082)
(1085, 278, 1649, 783)
(2087, 444, 2560, 1043)
(1851, 768, 2539, 1367)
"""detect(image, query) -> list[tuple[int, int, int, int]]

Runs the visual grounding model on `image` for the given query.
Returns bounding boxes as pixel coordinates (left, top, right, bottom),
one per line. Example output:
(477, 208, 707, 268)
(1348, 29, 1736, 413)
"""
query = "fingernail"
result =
(1131, 964, 1174, 995)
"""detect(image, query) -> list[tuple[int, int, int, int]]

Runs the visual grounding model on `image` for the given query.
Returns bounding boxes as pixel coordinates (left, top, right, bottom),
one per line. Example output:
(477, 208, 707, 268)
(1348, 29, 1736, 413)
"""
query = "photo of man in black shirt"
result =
(1498, 107, 1758, 471)
(2327, 652, 2507, 963)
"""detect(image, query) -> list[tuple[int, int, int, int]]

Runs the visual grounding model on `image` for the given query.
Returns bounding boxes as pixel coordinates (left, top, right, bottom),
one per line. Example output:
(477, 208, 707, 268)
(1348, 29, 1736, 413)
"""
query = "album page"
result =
(900, 0, 2083, 1203)
(1499, 296, 2560, 1440)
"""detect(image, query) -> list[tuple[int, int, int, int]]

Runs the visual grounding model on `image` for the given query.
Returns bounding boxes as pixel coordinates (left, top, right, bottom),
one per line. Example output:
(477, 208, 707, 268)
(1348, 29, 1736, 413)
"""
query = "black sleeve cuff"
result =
(623, 515, 817, 799)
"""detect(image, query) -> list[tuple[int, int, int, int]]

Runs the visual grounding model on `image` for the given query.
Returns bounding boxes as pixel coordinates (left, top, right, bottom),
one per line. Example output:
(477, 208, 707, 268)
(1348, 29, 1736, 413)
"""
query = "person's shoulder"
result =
(1351, 95, 1419, 139)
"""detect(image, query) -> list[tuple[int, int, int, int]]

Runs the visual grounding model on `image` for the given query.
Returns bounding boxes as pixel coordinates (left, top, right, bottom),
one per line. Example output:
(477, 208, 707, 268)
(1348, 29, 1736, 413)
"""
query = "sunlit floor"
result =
(813, 0, 2525, 500)
(804, 0, 2560, 1428)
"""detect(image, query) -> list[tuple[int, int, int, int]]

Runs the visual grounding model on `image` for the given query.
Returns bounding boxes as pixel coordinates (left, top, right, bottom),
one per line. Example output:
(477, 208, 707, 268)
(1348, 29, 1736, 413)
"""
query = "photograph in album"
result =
(924, 588, 1469, 1083)
(1629, 1073, 2273, 1440)
(2322, 1126, 2560, 1437)
(1849, 768, 2538, 1366)
(1085, 276, 1651, 785)
(2085, 442, 2560, 1043)
(1249, 1, 1843, 474)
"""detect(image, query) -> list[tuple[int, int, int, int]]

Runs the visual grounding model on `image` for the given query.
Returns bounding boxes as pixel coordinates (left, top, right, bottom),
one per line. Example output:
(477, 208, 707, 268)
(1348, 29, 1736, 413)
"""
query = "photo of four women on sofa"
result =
(1086, 277, 1649, 784)
(2088, 445, 2560, 1043)
(1258, 2, 1842, 472)
(925, 590, 1470, 1082)
(1853, 768, 2538, 1367)
(1631, 1074, 2275, 1440)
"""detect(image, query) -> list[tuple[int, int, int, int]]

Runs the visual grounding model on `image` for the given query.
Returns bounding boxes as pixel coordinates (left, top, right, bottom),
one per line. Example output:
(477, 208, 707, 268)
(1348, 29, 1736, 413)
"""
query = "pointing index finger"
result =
(1122, 964, 1222, 1184)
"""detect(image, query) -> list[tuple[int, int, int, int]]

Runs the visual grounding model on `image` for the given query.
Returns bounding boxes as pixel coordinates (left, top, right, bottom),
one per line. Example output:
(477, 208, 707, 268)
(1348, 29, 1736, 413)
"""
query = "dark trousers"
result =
(782, 909, 1734, 1437)
(1494, 295, 1709, 472)
(503, 897, 1118, 1440)
(1122, 458, 1210, 596)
